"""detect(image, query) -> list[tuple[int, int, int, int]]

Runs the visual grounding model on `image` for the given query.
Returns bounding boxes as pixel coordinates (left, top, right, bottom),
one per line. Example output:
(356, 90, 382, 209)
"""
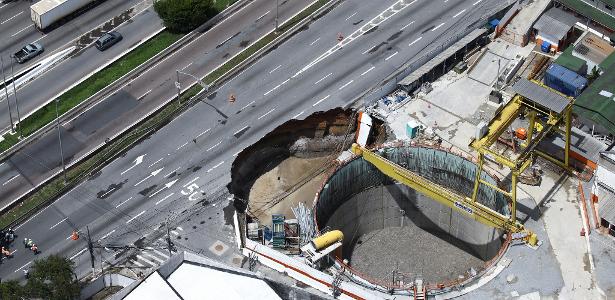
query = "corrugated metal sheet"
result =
(511, 78, 571, 113)
(534, 8, 576, 41)
(598, 190, 615, 224)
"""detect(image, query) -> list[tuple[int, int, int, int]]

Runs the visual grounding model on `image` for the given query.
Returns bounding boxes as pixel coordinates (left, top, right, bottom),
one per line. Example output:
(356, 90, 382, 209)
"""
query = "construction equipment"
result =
(350, 143, 537, 245)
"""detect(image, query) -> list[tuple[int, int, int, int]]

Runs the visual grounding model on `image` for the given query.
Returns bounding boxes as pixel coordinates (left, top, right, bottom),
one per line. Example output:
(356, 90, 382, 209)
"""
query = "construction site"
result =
(227, 1, 615, 299)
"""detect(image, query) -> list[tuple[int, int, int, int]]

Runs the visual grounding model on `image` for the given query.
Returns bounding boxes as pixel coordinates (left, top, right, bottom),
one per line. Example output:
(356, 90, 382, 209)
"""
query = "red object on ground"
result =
(580, 228, 586, 236)
(71, 231, 79, 241)
(337, 33, 344, 42)
(515, 127, 527, 140)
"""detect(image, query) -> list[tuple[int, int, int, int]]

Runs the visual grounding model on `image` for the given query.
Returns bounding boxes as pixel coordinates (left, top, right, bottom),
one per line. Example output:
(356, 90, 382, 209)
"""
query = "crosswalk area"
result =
(126, 226, 184, 269)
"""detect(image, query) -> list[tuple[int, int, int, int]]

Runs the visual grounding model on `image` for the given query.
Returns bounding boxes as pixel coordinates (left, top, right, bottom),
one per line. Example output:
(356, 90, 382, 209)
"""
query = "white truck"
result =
(31, 0, 95, 30)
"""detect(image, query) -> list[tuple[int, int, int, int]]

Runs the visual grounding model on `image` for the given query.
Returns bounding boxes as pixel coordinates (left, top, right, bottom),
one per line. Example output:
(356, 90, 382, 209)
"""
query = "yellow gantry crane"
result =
(351, 79, 574, 246)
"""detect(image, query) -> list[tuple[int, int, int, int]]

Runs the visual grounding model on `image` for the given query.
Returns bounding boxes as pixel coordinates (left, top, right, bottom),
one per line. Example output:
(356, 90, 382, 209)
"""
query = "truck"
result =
(30, 0, 95, 30)
(12, 43, 44, 64)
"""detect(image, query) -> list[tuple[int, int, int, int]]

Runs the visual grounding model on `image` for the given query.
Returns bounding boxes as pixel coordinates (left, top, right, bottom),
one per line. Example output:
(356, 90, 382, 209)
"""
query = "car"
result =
(12, 43, 44, 64)
(95, 31, 123, 51)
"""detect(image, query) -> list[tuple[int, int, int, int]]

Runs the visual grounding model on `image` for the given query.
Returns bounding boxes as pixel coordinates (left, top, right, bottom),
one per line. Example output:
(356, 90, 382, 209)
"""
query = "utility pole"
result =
(1, 57, 15, 132)
(175, 70, 181, 105)
(10, 62, 21, 138)
(275, 0, 279, 32)
(166, 219, 173, 257)
(55, 98, 67, 183)
(86, 226, 95, 277)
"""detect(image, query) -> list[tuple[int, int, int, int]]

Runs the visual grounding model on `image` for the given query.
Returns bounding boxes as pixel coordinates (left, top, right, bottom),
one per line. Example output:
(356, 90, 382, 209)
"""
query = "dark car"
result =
(95, 31, 123, 51)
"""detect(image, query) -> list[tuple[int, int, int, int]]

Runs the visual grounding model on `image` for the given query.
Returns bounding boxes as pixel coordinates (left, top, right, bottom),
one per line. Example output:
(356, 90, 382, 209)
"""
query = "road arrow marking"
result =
(134, 168, 164, 186)
(121, 154, 146, 175)
(149, 179, 179, 198)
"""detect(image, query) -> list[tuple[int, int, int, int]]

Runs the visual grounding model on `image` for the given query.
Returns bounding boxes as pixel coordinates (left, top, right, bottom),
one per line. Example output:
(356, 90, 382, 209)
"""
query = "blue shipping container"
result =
(544, 63, 588, 97)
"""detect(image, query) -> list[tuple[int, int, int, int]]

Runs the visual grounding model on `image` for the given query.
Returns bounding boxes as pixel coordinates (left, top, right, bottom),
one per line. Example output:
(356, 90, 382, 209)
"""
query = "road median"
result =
(0, 0, 338, 230)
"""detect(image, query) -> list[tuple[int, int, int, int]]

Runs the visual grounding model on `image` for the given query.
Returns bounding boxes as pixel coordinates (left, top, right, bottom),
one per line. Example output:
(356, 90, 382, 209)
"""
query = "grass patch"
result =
(0, 31, 182, 152)
(213, 0, 238, 12)
(0, 0, 331, 230)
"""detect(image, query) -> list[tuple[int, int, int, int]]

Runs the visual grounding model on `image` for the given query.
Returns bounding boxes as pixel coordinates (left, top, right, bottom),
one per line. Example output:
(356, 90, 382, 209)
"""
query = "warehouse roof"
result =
(534, 7, 578, 41)
(574, 33, 615, 66)
(574, 52, 615, 135)
(512, 78, 571, 114)
(555, 46, 587, 73)
(555, 0, 615, 31)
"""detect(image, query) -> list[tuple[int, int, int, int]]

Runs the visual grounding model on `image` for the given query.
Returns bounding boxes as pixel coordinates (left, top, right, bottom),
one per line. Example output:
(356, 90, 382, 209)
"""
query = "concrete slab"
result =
(469, 51, 510, 86)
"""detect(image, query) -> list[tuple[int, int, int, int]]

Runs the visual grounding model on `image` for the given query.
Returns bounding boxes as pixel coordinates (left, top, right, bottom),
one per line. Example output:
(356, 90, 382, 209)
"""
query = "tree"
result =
(0, 280, 26, 300)
(25, 255, 81, 300)
(154, 0, 217, 33)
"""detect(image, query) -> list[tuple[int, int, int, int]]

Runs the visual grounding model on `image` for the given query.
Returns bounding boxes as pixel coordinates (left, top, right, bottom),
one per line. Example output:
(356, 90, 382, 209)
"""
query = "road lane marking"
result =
(310, 37, 320, 45)
(126, 210, 146, 224)
(312, 95, 330, 107)
(181, 62, 193, 71)
(293, 111, 305, 119)
(155, 193, 175, 205)
(196, 128, 211, 138)
(361, 66, 375, 76)
(409, 36, 422, 46)
(70, 248, 88, 260)
(233, 151, 241, 157)
(148, 157, 163, 168)
(99, 229, 116, 240)
(362, 46, 374, 54)
(256, 10, 270, 21)
(15, 261, 32, 273)
(314, 73, 332, 85)
(207, 140, 222, 151)
(121, 155, 146, 175)
(100, 187, 116, 198)
(134, 168, 163, 186)
(3, 174, 20, 186)
(1, 11, 23, 24)
(240, 101, 255, 111)
(49, 218, 67, 230)
(116, 197, 133, 208)
(401, 21, 415, 30)
(431, 22, 445, 31)
(269, 65, 282, 74)
(136, 254, 155, 266)
(176, 141, 189, 150)
(11, 24, 33, 37)
(385, 51, 398, 61)
(345, 12, 357, 21)
(207, 161, 225, 173)
(182, 177, 200, 187)
(32, 34, 48, 43)
(140, 89, 152, 99)
(339, 80, 354, 90)
(473, 0, 483, 5)
(234, 125, 249, 136)
(453, 9, 466, 18)
(164, 168, 180, 177)
(258, 108, 275, 120)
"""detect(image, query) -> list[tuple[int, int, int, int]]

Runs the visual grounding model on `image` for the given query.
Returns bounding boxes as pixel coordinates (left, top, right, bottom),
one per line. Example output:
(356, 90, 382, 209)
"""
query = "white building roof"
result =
(123, 271, 180, 300)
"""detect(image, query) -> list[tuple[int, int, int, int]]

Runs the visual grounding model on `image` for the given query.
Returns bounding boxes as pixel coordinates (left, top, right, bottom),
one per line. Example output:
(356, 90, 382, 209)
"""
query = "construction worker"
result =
(1, 247, 10, 258)
(26, 239, 33, 248)
(31, 244, 38, 255)
(23, 238, 28, 248)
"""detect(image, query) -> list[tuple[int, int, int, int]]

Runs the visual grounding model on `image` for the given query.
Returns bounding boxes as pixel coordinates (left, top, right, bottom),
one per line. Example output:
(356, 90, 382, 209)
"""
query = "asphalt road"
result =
(0, 0, 505, 281)
(0, 0, 143, 73)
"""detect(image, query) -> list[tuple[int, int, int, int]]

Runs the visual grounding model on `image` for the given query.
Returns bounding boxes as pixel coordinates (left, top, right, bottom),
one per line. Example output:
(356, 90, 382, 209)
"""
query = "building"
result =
(554, 0, 615, 39)
(572, 32, 615, 72)
(593, 152, 615, 237)
(533, 7, 579, 52)
(112, 251, 325, 300)
(500, 0, 552, 46)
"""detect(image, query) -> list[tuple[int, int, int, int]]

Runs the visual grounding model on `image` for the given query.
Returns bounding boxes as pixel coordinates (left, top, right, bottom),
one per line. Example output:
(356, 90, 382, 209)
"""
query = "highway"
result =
(0, 0, 505, 281)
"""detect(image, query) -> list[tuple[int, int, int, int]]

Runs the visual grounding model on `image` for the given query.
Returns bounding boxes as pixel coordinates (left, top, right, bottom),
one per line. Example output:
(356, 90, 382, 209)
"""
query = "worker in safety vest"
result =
(23, 238, 28, 248)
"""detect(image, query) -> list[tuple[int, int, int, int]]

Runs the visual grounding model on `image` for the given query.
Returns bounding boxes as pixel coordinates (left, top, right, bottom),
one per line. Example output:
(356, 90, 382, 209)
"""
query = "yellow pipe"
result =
(312, 230, 344, 250)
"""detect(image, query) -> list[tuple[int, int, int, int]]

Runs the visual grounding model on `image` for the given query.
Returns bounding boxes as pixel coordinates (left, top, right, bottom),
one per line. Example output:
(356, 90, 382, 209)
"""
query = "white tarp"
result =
(356, 112, 372, 147)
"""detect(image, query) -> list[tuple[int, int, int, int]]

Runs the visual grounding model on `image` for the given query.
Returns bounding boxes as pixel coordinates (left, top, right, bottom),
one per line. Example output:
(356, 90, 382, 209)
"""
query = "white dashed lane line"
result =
(345, 12, 357, 21)
(148, 157, 164, 168)
(453, 9, 466, 18)
(401, 21, 415, 30)
(15, 261, 32, 273)
(49, 218, 67, 230)
(315, 73, 332, 85)
(69, 248, 87, 260)
(176, 141, 189, 150)
(99, 229, 116, 241)
(431, 22, 445, 31)
(293, 111, 305, 119)
(1, 11, 23, 24)
(361, 66, 375, 76)
(126, 210, 146, 224)
(207, 161, 225, 173)
(269, 65, 281, 74)
(310, 37, 320, 45)
(339, 80, 354, 90)
(473, 0, 483, 5)
(240, 101, 255, 111)
(385, 51, 398, 61)
(207, 140, 222, 151)
(3, 174, 20, 186)
(155, 193, 175, 205)
(313, 95, 330, 107)
(409, 36, 422, 46)
(116, 197, 134, 208)
(257, 108, 275, 120)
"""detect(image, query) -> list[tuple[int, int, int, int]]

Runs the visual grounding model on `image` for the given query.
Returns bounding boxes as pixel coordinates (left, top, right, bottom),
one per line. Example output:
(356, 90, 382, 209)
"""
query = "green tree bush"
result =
(154, 0, 217, 33)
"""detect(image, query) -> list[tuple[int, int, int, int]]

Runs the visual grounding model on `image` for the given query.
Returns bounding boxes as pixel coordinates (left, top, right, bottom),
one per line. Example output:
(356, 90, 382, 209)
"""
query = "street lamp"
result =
(275, 0, 279, 32)
(175, 69, 209, 105)
(0, 56, 15, 133)
(10, 61, 22, 138)
(55, 98, 67, 183)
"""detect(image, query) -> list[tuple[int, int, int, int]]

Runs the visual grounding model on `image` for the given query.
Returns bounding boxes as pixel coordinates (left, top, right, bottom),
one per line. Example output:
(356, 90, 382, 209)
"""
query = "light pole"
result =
(10, 61, 22, 138)
(55, 98, 67, 183)
(176, 69, 210, 105)
(0, 57, 15, 133)
(275, 0, 279, 32)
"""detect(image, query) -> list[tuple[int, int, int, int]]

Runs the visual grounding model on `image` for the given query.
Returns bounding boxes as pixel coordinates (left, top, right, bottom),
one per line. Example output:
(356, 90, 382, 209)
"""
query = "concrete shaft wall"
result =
(315, 146, 506, 262)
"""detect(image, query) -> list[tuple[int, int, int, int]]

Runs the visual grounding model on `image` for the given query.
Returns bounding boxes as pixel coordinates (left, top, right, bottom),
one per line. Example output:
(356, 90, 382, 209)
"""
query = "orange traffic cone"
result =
(71, 231, 79, 241)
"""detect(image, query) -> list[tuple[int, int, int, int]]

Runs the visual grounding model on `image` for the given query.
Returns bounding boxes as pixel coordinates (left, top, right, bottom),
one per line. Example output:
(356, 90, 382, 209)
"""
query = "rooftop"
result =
(534, 7, 578, 41)
(574, 51, 615, 135)
(574, 32, 615, 66)
(555, 46, 587, 73)
(556, 0, 615, 31)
